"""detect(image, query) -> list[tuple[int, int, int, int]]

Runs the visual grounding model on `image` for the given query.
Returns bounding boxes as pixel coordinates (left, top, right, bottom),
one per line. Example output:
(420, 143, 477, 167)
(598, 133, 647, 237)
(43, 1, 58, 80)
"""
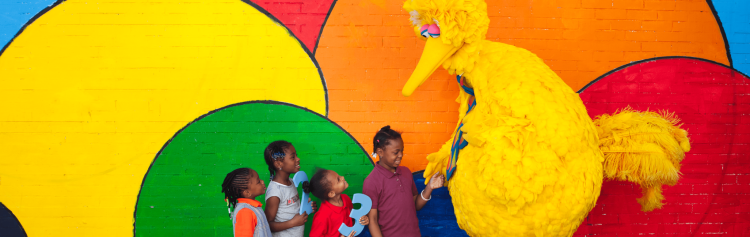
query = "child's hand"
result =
(341, 230, 356, 237)
(290, 213, 308, 226)
(359, 216, 369, 225)
(310, 198, 317, 213)
(427, 172, 444, 190)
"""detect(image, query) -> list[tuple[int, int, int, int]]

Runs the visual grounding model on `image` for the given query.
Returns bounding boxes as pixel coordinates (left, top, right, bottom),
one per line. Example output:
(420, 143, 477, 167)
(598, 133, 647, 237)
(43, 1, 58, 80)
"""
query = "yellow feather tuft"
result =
(637, 185, 665, 212)
(403, 0, 490, 75)
(594, 106, 691, 211)
(423, 136, 453, 186)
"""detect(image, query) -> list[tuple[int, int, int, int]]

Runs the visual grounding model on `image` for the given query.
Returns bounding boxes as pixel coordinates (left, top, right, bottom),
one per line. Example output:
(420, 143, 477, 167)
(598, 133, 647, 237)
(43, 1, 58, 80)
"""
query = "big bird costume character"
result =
(401, 0, 692, 236)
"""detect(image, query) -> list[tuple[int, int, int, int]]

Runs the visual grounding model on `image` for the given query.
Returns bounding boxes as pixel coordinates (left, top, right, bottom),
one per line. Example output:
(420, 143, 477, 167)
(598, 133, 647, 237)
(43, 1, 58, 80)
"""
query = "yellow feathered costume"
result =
(401, 0, 691, 236)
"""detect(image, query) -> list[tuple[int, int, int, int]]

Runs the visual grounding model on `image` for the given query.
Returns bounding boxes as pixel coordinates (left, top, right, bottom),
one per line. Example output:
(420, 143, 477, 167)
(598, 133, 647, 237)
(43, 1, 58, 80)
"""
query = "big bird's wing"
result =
(423, 87, 473, 184)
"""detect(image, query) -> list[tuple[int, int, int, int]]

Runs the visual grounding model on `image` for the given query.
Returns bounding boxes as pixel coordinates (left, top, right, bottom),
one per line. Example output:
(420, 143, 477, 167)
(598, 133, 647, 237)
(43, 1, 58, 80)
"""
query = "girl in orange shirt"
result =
(222, 168, 273, 237)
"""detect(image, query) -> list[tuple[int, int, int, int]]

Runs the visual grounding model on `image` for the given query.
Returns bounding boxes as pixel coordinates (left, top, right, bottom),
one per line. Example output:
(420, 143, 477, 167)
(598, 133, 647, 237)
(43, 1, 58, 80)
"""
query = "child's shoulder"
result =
(267, 179, 295, 190)
(364, 168, 380, 181)
(236, 206, 259, 221)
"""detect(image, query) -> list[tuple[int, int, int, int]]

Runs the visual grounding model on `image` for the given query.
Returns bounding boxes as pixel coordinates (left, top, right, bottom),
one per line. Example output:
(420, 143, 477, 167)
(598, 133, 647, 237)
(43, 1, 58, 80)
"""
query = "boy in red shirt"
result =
(308, 169, 369, 237)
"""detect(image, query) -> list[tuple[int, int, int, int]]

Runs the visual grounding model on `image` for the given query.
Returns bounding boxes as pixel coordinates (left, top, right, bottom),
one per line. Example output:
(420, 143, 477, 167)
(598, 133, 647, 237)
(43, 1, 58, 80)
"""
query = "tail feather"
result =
(594, 107, 690, 212)
(637, 185, 665, 212)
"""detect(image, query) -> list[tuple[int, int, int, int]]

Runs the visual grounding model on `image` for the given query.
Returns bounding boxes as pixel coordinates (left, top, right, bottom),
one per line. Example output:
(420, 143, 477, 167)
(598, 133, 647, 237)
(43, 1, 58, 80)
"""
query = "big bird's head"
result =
(401, 0, 490, 96)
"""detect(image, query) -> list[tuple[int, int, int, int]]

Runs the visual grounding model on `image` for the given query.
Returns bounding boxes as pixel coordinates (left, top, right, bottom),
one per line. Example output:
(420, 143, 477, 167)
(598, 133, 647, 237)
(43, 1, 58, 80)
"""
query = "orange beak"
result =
(402, 38, 462, 96)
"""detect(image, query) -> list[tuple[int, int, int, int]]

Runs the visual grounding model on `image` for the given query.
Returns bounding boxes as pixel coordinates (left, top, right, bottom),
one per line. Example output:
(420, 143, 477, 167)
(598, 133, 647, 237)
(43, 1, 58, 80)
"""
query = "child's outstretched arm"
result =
(264, 196, 308, 232)
(415, 172, 444, 211)
(366, 209, 383, 237)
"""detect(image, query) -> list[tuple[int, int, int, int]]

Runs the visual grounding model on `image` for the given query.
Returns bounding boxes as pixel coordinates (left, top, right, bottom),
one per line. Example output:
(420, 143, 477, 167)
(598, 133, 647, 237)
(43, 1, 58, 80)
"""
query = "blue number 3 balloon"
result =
(338, 193, 372, 236)
(292, 171, 314, 215)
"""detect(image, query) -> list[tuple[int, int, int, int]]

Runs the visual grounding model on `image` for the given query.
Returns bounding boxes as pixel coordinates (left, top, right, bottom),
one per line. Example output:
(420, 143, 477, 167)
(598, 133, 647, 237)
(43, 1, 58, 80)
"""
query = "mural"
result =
(134, 101, 371, 236)
(318, 0, 730, 171)
(0, 0, 325, 236)
(577, 57, 750, 235)
(0, 0, 747, 236)
(712, 0, 750, 76)
(0, 0, 58, 53)
(0, 202, 27, 237)
(249, 0, 336, 54)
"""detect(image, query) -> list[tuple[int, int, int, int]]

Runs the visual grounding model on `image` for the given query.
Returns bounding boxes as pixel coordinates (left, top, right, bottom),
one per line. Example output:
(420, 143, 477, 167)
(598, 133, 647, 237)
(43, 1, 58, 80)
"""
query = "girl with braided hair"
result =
(262, 140, 317, 237)
(222, 168, 271, 237)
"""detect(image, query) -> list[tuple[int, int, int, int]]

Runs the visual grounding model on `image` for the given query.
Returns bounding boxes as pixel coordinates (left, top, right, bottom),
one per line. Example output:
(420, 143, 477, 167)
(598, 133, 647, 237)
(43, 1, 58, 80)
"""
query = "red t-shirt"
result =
(310, 194, 354, 237)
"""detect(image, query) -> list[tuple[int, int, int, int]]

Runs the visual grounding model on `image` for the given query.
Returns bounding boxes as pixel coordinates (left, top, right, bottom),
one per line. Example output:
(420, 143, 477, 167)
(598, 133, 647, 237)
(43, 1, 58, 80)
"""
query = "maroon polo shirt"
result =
(362, 163, 420, 237)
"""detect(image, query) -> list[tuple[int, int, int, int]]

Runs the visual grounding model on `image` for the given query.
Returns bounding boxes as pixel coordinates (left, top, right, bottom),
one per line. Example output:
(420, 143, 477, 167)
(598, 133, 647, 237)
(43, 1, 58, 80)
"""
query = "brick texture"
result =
(0, 0, 746, 236)
(134, 102, 371, 236)
(252, 0, 335, 52)
(576, 57, 750, 236)
(0, 0, 57, 50)
(711, 0, 750, 79)
(0, 0, 326, 236)
(317, 0, 730, 173)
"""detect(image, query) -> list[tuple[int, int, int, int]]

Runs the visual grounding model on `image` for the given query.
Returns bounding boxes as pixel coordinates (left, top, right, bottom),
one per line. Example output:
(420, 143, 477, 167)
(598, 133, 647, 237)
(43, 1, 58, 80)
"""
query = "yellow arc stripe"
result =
(0, 0, 326, 236)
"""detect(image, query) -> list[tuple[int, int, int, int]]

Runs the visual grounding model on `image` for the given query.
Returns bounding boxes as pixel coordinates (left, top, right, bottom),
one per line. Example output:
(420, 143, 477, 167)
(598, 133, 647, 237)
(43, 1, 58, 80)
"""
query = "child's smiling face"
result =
(275, 145, 301, 174)
(377, 137, 404, 171)
(243, 169, 266, 198)
(325, 170, 349, 198)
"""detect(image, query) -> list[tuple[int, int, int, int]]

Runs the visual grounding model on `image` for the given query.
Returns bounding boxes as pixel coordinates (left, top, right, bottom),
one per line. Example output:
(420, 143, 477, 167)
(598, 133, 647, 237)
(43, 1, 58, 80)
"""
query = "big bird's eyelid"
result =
(420, 24, 440, 38)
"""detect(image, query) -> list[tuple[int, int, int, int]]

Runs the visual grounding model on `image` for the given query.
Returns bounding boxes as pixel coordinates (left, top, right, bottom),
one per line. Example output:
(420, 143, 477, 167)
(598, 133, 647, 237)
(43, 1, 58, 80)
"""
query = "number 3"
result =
(292, 171, 314, 215)
(338, 193, 372, 236)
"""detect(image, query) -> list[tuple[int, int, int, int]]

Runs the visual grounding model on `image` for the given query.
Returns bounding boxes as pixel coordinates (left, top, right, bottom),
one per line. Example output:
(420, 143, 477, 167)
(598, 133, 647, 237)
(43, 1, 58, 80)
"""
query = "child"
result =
(262, 140, 316, 237)
(308, 169, 370, 237)
(363, 126, 444, 237)
(222, 167, 272, 237)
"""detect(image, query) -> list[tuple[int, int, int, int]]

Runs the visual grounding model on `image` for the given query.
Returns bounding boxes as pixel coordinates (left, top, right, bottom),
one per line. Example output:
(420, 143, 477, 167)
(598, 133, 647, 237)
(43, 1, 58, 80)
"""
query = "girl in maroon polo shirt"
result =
(308, 169, 369, 237)
(363, 126, 444, 237)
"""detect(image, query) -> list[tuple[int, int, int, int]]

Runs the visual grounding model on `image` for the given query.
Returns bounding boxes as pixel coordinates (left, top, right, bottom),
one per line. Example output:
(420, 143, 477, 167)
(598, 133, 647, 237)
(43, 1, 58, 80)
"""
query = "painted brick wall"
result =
(134, 102, 372, 236)
(577, 58, 750, 236)
(318, 0, 730, 173)
(0, 0, 56, 51)
(713, 0, 750, 77)
(0, 0, 749, 236)
(0, 0, 327, 236)
(251, 0, 335, 52)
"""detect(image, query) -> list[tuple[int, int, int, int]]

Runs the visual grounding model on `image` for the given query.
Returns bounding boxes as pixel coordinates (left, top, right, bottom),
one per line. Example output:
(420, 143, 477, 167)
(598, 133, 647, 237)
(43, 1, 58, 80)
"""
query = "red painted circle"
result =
(576, 58, 750, 236)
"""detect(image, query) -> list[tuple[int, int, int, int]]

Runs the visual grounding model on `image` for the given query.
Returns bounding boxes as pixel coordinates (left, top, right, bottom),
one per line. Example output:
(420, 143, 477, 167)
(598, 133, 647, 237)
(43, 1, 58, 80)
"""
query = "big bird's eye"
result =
(420, 25, 430, 38)
(420, 24, 440, 38)
(428, 24, 440, 38)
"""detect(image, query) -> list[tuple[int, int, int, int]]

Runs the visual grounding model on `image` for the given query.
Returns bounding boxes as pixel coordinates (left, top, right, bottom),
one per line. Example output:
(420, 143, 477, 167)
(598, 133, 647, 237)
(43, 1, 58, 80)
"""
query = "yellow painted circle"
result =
(0, 0, 325, 236)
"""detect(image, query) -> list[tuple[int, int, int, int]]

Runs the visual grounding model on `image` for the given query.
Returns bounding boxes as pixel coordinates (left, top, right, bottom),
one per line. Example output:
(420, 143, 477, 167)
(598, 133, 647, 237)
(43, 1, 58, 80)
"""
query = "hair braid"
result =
(263, 140, 292, 179)
(372, 125, 402, 155)
(221, 168, 253, 216)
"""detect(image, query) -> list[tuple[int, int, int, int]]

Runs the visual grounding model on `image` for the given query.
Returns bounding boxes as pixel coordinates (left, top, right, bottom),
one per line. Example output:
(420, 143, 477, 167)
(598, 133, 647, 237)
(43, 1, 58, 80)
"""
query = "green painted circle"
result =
(134, 102, 372, 236)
